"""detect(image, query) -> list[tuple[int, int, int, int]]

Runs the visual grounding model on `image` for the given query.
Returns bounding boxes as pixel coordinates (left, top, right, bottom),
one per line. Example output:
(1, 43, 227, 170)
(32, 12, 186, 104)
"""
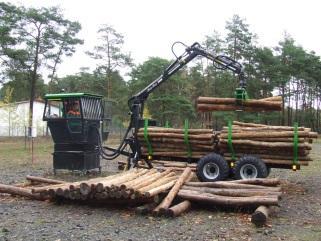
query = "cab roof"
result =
(44, 93, 103, 100)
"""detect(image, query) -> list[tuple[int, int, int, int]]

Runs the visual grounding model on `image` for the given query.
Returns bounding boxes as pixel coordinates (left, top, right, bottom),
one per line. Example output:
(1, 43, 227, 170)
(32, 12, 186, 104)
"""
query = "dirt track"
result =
(0, 138, 321, 241)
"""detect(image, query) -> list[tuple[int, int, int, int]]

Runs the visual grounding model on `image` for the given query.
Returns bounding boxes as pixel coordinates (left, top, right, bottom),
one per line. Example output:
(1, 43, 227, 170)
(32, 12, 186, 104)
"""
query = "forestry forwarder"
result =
(102, 42, 246, 167)
(43, 42, 247, 178)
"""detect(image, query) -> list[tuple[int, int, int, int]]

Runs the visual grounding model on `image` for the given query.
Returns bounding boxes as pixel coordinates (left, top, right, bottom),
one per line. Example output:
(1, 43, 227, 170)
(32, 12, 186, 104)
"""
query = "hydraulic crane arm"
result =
(101, 42, 246, 167)
(129, 42, 245, 108)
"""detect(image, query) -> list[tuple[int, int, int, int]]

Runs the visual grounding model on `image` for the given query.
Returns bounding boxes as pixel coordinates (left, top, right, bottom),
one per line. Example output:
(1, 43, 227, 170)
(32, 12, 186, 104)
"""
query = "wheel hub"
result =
(240, 164, 258, 179)
(203, 162, 220, 180)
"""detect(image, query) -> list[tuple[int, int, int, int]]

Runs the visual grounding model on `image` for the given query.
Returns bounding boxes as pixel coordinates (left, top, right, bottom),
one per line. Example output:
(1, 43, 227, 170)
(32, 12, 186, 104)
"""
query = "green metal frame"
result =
(44, 92, 103, 100)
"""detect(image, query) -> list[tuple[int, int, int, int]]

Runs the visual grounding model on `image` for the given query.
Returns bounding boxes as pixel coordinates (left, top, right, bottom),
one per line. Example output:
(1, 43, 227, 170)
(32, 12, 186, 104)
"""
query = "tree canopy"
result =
(1, 6, 321, 132)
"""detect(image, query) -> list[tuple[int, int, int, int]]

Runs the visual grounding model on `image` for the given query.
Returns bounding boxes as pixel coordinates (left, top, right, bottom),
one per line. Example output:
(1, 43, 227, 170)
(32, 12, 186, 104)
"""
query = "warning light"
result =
(292, 165, 297, 171)
(230, 162, 235, 168)
(148, 155, 152, 160)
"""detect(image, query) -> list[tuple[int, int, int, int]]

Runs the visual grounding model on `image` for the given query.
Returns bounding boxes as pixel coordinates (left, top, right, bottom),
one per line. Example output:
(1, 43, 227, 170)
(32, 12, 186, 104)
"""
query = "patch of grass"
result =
(0, 137, 53, 169)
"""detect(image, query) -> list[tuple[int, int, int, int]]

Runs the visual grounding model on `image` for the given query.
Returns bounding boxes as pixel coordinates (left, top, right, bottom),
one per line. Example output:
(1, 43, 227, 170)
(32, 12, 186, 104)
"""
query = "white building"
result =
(0, 100, 59, 136)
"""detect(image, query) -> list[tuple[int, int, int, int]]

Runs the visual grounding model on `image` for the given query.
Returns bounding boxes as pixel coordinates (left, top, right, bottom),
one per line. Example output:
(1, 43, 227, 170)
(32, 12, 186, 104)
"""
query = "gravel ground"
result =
(0, 138, 321, 241)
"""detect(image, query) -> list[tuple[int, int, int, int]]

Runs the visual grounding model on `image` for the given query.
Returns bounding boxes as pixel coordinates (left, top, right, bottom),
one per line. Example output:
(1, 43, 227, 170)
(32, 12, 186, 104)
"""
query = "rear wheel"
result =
(234, 156, 268, 180)
(196, 153, 229, 182)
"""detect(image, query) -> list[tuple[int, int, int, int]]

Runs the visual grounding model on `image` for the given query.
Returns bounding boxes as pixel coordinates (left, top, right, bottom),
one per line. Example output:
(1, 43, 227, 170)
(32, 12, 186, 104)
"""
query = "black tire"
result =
(234, 155, 268, 180)
(196, 153, 229, 182)
(267, 167, 271, 177)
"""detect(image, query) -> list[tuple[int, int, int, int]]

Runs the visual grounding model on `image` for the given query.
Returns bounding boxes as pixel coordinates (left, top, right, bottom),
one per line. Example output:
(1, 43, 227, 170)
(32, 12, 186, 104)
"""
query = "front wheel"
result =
(196, 153, 230, 182)
(234, 156, 268, 180)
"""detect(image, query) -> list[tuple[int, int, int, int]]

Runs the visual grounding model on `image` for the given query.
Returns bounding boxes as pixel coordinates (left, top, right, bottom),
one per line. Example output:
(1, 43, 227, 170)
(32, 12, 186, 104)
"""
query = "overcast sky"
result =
(8, 0, 321, 80)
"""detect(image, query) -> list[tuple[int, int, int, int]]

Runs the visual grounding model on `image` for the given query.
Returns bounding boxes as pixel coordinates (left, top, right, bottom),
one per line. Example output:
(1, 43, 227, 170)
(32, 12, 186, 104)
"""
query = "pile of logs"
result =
(0, 169, 179, 204)
(136, 169, 281, 223)
(219, 121, 317, 168)
(197, 96, 282, 112)
(179, 178, 281, 207)
(138, 127, 216, 159)
(0, 168, 282, 225)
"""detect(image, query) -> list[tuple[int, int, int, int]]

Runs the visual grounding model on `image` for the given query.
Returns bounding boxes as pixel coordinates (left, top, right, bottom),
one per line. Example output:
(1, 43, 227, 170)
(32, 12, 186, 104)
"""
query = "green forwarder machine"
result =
(43, 93, 111, 174)
(43, 42, 249, 178)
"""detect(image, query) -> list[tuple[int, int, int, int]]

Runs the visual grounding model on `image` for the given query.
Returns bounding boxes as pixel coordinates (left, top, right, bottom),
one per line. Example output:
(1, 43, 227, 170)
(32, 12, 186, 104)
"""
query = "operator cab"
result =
(43, 93, 111, 173)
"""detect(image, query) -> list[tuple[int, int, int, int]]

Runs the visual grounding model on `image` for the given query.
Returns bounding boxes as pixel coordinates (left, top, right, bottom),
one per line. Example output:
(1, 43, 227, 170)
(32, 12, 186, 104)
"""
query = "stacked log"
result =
(197, 96, 282, 112)
(2, 169, 179, 203)
(219, 121, 317, 168)
(138, 127, 216, 159)
(0, 170, 283, 223)
(178, 178, 282, 207)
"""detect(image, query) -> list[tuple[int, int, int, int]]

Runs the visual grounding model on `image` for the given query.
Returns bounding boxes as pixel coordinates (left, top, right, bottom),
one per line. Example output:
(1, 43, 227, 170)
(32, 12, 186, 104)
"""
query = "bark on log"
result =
(222, 126, 306, 132)
(181, 186, 282, 198)
(220, 131, 311, 139)
(233, 121, 267, 127)
(166, 200, 191, 217)
(26, 175, 66, 185)
(178, 190, 279, 206)
(138, 128, 213, 134)
(138, 174, 177, 193)
(197, 97, 282, 109)
(251, 205, 270, 226)
(131, 169, 173, 190)
(197, 104, 280, 112)
(219, 140, 311, 149)
(137, 132, 214, 140)
(144, 180, 177, 197)
(229, 178, 280, 186)
(138, 137, 213, 145)
(153, 167, 191, 215)
(121, 169, 158, 189)
(219, 147, 309, 156)
(0, 183, 45, 200)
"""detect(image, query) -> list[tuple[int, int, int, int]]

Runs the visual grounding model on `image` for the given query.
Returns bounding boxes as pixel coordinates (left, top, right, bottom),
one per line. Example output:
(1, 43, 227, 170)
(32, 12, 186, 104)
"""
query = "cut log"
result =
(229, 178, 280, 186)
(26, 175, 66, 185)
(197, 97, 282, 109)
(153, 167, 191, 215)
(137, 132, 214, 140)
(197, 104, 279, 112)
(138, 128, 213, 134)
(166, 200, 191, 217)
(220, 131, 311, 139)
(0, 183, 45, 200)
(138, 174, 177, 193)
(178, 190, 279, 206)
(251, 205, 270, 226)
(138, 137, 213, 145)
(181, 186, 282, 198)
(144, 179, 177, 198)
(233, 121, 267, 127)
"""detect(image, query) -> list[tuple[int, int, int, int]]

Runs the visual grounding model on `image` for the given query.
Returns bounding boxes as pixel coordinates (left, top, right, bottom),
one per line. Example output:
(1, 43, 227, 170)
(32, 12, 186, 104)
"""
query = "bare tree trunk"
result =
(28, 28, 41, 137)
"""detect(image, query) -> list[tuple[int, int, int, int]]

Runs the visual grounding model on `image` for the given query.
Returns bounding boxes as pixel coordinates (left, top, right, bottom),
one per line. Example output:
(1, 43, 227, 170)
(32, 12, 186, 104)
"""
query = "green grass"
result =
(0, 137, 53, 169)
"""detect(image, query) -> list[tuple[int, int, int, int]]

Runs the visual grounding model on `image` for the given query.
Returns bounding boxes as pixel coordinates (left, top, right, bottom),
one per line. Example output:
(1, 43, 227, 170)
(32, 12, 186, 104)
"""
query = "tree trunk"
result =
(251, 205, 270, 226)
(178, 190, 279, 206)
(29, 28, 41, 137)
(26, 175, 66, 185)
(153, 167, 191, 215)
(0, 183, 45, 200)
(165, 200, 191, 217)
